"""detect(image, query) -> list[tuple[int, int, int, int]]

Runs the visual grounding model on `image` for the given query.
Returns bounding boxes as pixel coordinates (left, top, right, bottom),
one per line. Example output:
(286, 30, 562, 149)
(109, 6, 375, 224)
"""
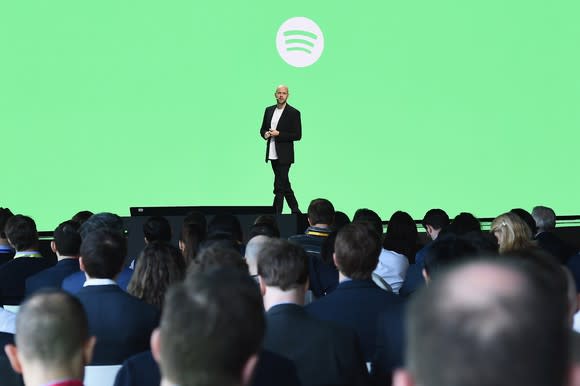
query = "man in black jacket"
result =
(260, 85, 302, 214)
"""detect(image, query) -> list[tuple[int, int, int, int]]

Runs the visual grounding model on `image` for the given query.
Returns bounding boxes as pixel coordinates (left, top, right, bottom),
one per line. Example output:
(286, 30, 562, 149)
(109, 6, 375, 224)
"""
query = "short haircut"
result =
(143, 216, 172, 243)
(443, 212, 481, 236)
(249, 215, 280, 239)
(334, 223, 381, 280)
(190, 245, 248, 276)
(307, 198, 335, 225)
(422, 209, 450, 230)
(258, 238, 308, 290)
(207, 214, 243, 243)
(353, 208, 383, 236)
(80, 229, 127, 279)
(15, 290, 89, 367)
(245, 235, 270, 275)
(71, 210, 93, 226)
(406, 259, 569, 386)
(79, 212, 124, 239)
(0, 207, 14, 239)
(532, 206, 557, 232)
(53, 220, 82, 256)
(159, 269, 265, 385)
(5, 214, 38, 251)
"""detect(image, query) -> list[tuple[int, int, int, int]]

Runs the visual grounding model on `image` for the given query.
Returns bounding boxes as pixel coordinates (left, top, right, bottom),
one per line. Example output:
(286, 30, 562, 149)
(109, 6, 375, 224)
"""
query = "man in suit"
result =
(76, 229, 159, 365)
(26, 220, 82, 295)
(4, 290, 96, 386)
(306, 222, 403, 362)
(260, 85, 302, 214)
(0, 215, 54, 305)
(532, 205, 577, 263)
(259, 238, 369, 386)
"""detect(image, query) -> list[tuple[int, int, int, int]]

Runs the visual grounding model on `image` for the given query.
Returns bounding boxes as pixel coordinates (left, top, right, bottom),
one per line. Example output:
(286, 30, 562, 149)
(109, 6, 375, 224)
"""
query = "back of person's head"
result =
(383, 211, 418, 259)
(128, 241, 186, 309)
(207, 214, 243, 244)
(183, 211, 207, 235)
(143, 216, 172, 243)
(245, 235, 270, 276)
(510, 208, 537, 236)
(333, 211, 351, 230)
(422, 209, 450, 230)
(80, 229, 127, 279)
(258, 238, 308, 290)
(190, 244, 247, 276)
(335, 222, 381, 280)
(532, 205, 557, 233)
(179, 222, 206, 266)
(353, 208, 383, 236)
(5, 290, 94, 378)
(153, 269, 265, 386)
(250, 215, 280, 239)
(399, 258, 569, 386)
(443, 212, 481, 236)
(307, 198, 335, 226)
(0, 207, 14, 240)
(5, 214, 38, 251)
(71, 210, 93, 226)
(79, 212, 124, 240)
(53, 220, 82, 256)
(491, 212, 535, 254)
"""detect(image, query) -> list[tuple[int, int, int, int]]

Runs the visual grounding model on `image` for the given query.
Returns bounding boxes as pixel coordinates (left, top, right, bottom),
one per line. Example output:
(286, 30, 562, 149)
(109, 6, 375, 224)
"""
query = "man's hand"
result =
(269, 128, 280, 137)
(264, 131, 271, 139)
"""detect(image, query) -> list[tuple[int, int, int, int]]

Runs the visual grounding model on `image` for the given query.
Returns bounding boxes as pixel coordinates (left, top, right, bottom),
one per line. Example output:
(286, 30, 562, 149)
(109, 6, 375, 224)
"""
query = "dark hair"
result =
(333, 211, 351, 230)
(79, 212, 124, 239)
(143, 216, 172, 243)
(406, 258, 569, 386)
(443, 212, 481, 236)
(383, 211, 418, 260)
(80, 229, 127, 279)
(353, 208, 383, 236)
(53, 220, 82, 256)
(183, 211, 207, 235)
(422, 209, 450, 230)
(190, 245, 248, 276)
(0, 207, 14, 239)
(71, 210, 93, 226)
(207, 214, 243, 244)
(5, 214, 38, 251)
(510, 208, 537, 236)
(249, 215, 280, 239)
(180, 222, 206, 266)
(307, 198, 335, 225)
(334, 223, 381, 280)
(258, 239, 308, 290)
(128, 242, 185, 310)
(16, 290, 89, 367)
(159, 269, 265, 385)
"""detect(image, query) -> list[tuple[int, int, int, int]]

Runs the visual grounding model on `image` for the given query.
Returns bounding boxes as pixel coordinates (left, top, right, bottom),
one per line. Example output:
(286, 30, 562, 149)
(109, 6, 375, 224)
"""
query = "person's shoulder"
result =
(286, 104, 300, 113)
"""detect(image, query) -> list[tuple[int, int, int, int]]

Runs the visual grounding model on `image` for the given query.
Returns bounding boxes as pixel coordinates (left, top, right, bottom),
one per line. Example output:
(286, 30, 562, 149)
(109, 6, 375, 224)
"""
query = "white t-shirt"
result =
(268, 107, 285, 160)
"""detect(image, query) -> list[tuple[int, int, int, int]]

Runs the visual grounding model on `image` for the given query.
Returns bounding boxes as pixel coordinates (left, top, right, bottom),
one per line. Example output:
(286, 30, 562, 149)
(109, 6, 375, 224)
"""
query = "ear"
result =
(393, 369, 416, 386)
(144, 237, 149, 245)
(307, 217, 313, 226)
(4, 344, 23, 374)
(83, 336, 96, 365)
(258, 276, 266, 297)
(150, 328, 162, 365)
(50, 240, 57, 253)
(422, 268, 430, 284)
(178, 240, 185, 253)
(79, 257, 86, 273)
(241, 353, 259, 386)
(332, 253, 339, 269)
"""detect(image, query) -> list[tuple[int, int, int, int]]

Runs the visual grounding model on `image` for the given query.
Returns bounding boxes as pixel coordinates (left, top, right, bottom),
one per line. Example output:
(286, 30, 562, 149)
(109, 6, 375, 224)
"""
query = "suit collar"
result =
(267, 303, 305, 317)
(336, 279, 380, 291)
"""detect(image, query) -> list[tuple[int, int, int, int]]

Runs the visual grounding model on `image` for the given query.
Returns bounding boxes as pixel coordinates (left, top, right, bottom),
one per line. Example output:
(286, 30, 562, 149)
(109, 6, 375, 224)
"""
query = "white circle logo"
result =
(276, 17, 324, 68)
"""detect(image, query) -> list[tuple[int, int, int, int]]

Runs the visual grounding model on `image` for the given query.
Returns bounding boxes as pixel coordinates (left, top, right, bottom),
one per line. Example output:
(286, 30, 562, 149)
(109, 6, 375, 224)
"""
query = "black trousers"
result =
(270, 160, 300, 214)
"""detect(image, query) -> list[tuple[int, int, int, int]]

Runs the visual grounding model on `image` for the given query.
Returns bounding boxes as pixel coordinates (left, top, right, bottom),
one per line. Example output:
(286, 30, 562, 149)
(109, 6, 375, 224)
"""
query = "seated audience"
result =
(353, 208, 408, 293)
(142, 216, 172, 244)
(4, 290, 96, 386)
(393, 258, 570, 386)
(26, 220, 82, 296)
(258, 238, 368, 386)
(127, 241, 185, 310)
(307, 222, 403, 361)
(289, 198, 339, 298)
(491, 212, 537, 254)
(382, 210, 419, 265)
(205, 214, 244, 252)
(0, 215, 53, 305)
(76, 229, 159, 364)
(532, 205, 577, 263)
(249, 215, 280, 239)
(0, 208, 15, 266)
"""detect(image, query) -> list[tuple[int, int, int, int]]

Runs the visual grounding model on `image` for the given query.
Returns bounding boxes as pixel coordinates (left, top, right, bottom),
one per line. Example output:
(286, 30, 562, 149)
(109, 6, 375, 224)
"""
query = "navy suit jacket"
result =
(306, 279, 404, 362)
(25, 258, 80, 296)
(0, 332, 23, 386)
(265, 303, 369, 386)
(113, 349, 301, 386)
(76, 284, 159, 365)
(62, 267, 133, 294)
(260, 104, 302, 164)
(0, 257, 54, 305)
(370, 304, 407, 386)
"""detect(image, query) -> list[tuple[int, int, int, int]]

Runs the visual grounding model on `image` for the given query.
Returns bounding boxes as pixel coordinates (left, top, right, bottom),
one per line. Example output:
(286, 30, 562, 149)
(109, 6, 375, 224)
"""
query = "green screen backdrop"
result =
(1, 0, 579, 230)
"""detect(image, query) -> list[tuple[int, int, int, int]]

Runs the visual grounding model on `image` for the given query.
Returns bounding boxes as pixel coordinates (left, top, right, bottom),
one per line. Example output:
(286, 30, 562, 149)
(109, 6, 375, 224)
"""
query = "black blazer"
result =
(25, 258, 80, 296)
(260, 104, 302, 164)
(0, 257, 54, 305)
(264, 303, 369, 386)
(76, 285, 159, 365)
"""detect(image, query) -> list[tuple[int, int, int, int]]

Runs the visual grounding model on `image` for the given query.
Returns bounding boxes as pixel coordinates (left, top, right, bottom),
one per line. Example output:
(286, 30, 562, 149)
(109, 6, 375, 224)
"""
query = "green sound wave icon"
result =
(283, 30, 318, 54)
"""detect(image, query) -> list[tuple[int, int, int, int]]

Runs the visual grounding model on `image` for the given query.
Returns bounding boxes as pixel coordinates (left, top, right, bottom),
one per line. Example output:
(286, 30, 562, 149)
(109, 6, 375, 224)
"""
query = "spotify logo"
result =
(276, 17, 324, 68)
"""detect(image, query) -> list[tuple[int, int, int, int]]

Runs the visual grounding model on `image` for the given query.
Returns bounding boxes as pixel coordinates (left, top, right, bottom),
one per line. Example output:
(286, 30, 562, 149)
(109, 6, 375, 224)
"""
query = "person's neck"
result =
(0, 238, 10, 247)
(339, 272, 352, 283)
(276, 102, 286, 109)
(310, 223, 331, 229)
(57, 254, 79, 262)
(21, 363, 82, 386)
(263, 287, 305, 311)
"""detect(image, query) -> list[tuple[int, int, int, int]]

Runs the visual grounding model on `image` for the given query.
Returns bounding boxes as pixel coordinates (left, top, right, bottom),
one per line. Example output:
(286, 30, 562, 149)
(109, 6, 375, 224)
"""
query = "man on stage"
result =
(260, 85, 302, 214)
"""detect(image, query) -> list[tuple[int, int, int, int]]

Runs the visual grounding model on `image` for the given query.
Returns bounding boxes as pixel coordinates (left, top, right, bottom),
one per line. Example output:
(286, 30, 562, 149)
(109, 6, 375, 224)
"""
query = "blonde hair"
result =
(490, 212, 535, 254)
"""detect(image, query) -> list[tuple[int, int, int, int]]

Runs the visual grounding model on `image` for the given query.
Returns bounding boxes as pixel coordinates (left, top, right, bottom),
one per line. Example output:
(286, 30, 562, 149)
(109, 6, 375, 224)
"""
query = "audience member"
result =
(245, 235, 270, 278)
(441, 212, 481, 236)
(307, 222, 403, 361)
(289, 198, 338, 298)
(532, 205, 577, 263)
(249, 215, 280, 239)
(142, 216, 172, 244)
(71, 210, 93, 226)
(382, 211, 419, 264)
(0, 208, 15, 265)
(0, 215, 53, 305)
(190, 244, 248, 275)
(26, 220, 82, 296)
(179, 222, 206, 267)
(206, 214, 244, 249)
(510, 207, 537, 235)
(127, 241, 185, 310)
(4, 290, 96, 386)
(353, 208, 408, 293)
(393, 258, 570, 386)
(258, 238, 369, 386)
(490, 212, 536, 254)
(76, 229, 159, 364)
